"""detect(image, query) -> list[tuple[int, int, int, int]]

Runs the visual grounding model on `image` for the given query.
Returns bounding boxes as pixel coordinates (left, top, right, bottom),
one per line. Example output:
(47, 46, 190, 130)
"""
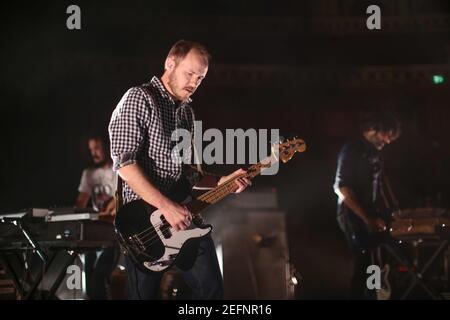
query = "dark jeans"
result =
(124, 235, 223, 300)
(85, 244, 120, 300)
(337, 212, 377, 300)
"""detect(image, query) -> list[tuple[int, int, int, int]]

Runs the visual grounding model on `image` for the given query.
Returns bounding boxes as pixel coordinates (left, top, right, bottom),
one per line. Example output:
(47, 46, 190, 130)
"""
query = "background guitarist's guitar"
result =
(114, 137, 306, 273)
(376, 264, 392, 300)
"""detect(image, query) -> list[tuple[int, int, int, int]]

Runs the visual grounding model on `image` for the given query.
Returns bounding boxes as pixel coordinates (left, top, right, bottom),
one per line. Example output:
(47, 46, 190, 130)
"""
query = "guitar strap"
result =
(185, 107, 204, 176)
(116, 174, 123, 212)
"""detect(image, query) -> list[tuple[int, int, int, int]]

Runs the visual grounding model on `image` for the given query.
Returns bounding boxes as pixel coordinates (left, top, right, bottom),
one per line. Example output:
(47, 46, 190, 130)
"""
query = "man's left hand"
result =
(100, 197, 116, 217)
(218, 168, 252, 193)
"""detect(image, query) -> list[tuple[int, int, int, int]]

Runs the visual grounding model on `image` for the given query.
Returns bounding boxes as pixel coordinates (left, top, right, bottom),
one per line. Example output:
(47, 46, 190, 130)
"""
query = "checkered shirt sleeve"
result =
(108, 87, 152, 171)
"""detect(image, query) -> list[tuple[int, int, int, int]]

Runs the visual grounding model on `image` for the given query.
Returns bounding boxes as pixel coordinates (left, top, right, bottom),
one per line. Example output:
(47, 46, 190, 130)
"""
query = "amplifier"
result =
(221, 210, 294, 299)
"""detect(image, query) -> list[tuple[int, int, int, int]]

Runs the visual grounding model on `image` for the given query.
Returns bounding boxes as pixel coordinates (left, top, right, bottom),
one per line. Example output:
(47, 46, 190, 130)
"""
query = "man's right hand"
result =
(118, 164, 193, 232)
(159, 200, 192, 232)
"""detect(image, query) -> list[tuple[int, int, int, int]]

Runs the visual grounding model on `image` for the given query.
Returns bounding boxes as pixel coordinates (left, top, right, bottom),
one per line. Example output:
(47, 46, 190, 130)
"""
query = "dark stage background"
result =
(1, 0, 450, 299)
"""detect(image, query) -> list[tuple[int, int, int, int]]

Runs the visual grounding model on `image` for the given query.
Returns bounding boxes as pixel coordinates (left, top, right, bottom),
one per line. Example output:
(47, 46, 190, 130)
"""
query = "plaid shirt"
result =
(108, 76, 197, 204)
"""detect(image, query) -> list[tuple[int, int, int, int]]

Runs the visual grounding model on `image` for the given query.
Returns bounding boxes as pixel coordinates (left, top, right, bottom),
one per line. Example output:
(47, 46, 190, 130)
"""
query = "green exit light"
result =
(432, 75, 444, 84)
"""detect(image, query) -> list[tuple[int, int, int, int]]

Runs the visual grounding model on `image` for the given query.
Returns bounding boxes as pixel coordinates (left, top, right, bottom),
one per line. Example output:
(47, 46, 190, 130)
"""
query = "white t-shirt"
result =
(78, 166, 117, 212)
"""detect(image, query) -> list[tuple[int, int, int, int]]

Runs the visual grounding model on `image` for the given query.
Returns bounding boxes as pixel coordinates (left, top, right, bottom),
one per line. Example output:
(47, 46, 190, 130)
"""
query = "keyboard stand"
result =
(0, 217, 48, 299)
(375, 236, 449, 300)
(0, 218, 81, 299)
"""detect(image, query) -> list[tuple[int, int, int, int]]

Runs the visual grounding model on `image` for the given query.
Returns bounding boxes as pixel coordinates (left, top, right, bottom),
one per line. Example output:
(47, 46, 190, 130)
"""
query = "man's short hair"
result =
(167, 39, 211, 65)
(360, 110, 401, 136)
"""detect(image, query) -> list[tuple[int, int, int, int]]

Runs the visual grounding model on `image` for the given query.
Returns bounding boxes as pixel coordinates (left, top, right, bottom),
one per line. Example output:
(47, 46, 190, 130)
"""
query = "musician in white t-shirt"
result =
(76, 136, 117, 216)
(75, 135, 119, 299)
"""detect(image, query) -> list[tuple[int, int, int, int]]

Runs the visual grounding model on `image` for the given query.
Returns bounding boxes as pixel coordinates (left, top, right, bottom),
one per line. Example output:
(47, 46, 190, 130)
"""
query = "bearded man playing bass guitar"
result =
(109, 40, 251, 300)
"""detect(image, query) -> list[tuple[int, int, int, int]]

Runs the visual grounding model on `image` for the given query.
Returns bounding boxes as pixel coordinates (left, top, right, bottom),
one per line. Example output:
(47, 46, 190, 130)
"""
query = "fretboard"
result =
(186, 155, 276, 215)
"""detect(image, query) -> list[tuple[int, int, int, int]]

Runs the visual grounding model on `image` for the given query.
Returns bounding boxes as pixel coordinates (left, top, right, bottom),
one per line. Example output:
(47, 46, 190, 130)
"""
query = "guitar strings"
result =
(133, 169, 259, 248)
(133, 173, 241, 240)
(134, 164, 266, 249)
(134, 165, 265, 248)
(135, 173, 247, 247)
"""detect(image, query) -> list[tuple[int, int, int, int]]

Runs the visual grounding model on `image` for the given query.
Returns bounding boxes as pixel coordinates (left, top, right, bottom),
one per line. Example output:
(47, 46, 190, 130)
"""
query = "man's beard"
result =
(92, 158, 107, 168)
(168, 72, 190, 102)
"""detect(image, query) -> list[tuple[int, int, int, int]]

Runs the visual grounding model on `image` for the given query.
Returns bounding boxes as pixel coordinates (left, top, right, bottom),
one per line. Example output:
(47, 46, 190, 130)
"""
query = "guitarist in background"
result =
(334, 110, 401, 299)
(108, 40, 251, 299)
(75, 134, 120, 299)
